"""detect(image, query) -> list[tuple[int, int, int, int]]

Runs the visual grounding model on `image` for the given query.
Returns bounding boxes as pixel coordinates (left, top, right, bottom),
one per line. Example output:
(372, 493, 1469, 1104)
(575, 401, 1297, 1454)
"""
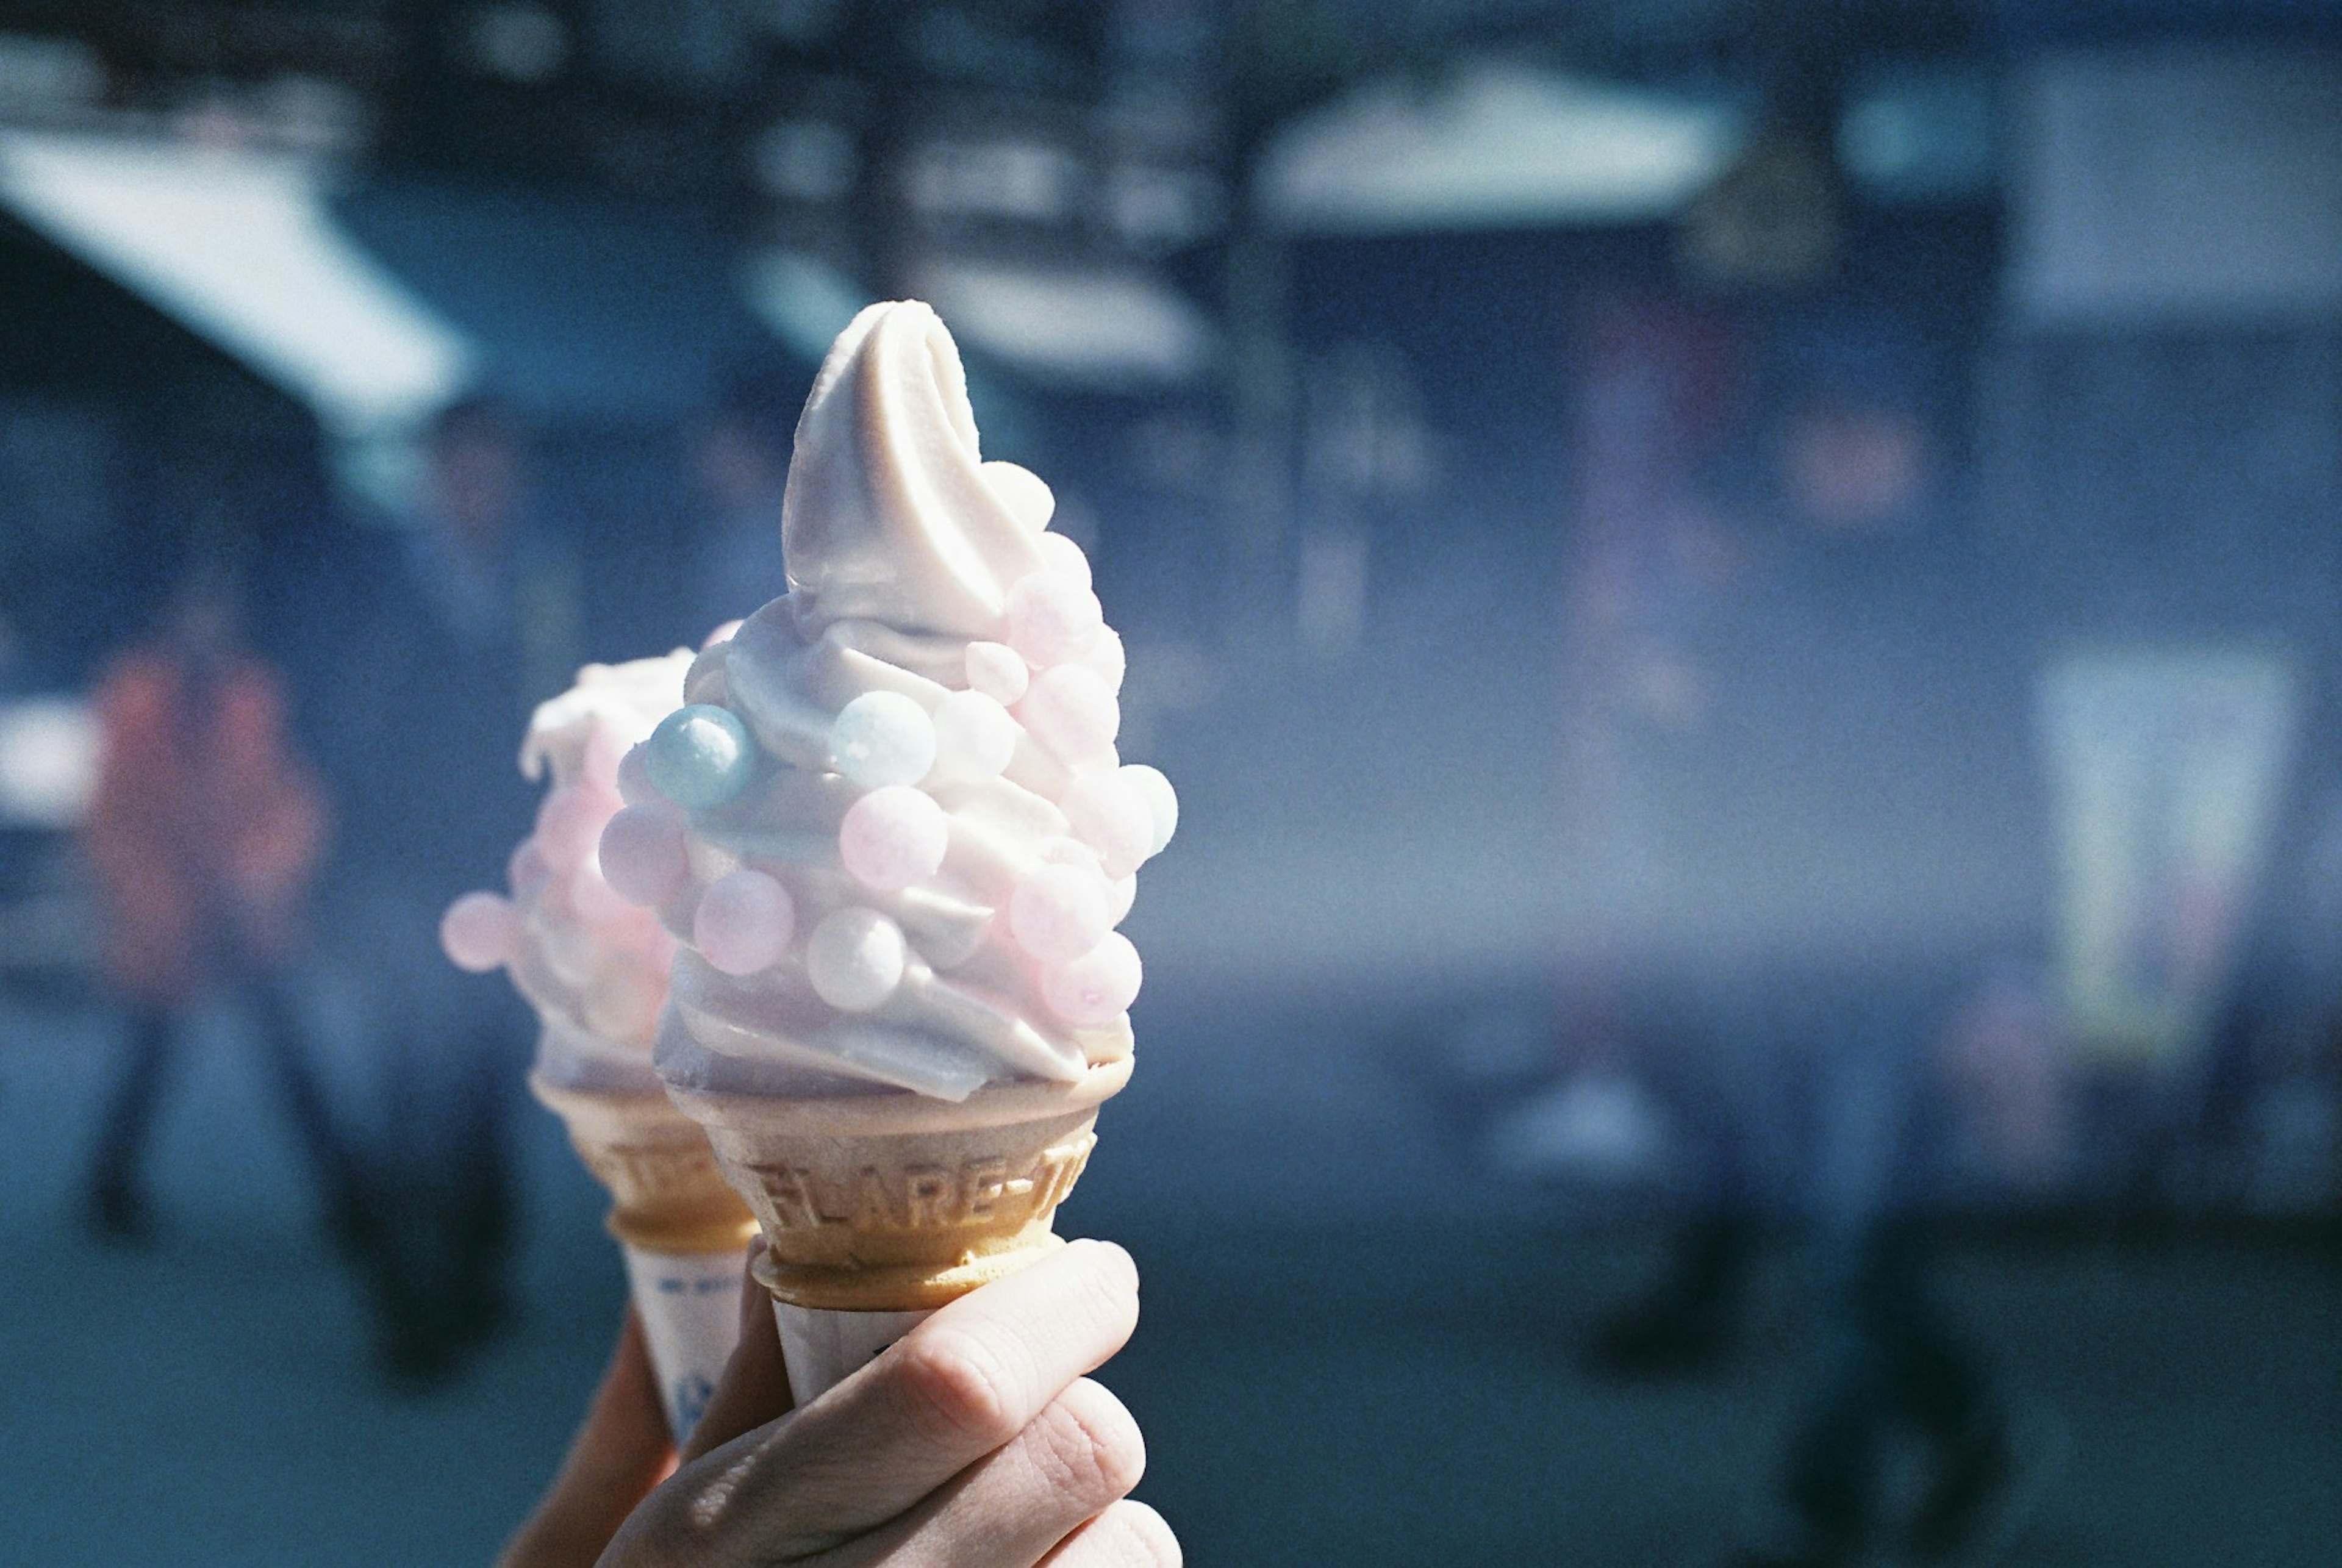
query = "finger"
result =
(1036, 1502, 1182, 1568)
(826, 1378, 1145, 1568)
(682, 1240, 793, 1464)
(498, 1310, 675, 1568)
(678, 1239, 1140, 1558)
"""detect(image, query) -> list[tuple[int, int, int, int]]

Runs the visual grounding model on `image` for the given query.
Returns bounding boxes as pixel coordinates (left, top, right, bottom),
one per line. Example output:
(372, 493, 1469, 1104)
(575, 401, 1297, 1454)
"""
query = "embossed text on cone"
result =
(668, 1055, 1131, 1312)
(531, 1073, 762, 1256)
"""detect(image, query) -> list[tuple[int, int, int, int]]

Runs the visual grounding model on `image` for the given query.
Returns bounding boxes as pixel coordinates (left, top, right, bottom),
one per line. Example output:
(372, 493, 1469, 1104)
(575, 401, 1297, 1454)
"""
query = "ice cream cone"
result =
(531, 1070, 759, 1438)
(667, 1054, 1130, 1402)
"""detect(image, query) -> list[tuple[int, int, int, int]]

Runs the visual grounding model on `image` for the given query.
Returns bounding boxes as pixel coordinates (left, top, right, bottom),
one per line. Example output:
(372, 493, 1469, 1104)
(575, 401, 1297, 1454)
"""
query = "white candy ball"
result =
(694, 869, 795, 976)
(1036, 531, 1092, 589)
(441, 892, 518, 973)
(839, 786, 949, 892)
(1009, 861, 1114, 963)
(1044, 932, 1142, 1026)
(1080, 624, 1126, 693)
(981, 460, 1056, 529)
(966, 641, 1030, 704)
(931, 690, 1017, 780)
(1019, 665, 1119, 766)
(616, 742, 659, 806)
(598, 804, 689, 906)
(1004, 573, 1104, 668)
(831, 690, 936, 789)
(1106, 873, 1137, 926)
(1062, 770, 1154, 879)
(806, 907, 906, 1012)
(1118, 764, 1178, 857)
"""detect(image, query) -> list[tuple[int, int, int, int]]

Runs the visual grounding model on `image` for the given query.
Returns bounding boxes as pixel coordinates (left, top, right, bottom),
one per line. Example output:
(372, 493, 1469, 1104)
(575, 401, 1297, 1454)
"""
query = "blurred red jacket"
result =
(82, 648, 328, 1002)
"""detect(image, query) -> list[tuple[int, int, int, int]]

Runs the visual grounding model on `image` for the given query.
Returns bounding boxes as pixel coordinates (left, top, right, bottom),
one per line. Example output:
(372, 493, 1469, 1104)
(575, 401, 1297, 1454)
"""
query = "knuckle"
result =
(889, 1326, 1020, 1447)
(1026, 1379, 1145, 1511)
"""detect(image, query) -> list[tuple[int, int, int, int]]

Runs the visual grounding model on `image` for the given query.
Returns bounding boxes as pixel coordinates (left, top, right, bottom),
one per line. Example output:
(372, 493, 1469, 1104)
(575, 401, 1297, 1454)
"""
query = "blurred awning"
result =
(912, 259, 1215, 390)
(1259, 60, 1745, 234)
(0, 132, 474, 438)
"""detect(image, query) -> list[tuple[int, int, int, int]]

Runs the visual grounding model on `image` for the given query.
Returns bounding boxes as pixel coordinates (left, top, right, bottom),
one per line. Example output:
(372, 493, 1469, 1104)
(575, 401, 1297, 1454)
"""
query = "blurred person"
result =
(1562, 316, 2051, 1566)
(501, 1240, 1175, 1568)
(79, 570, 365, 1245)
(683, 356, 800, 640)
(309, 393, 582, 1382)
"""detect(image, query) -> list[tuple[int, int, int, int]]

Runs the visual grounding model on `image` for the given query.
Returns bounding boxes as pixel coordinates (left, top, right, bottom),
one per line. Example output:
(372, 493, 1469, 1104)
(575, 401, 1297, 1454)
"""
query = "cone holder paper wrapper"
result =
(531, 1072, 759, 1439)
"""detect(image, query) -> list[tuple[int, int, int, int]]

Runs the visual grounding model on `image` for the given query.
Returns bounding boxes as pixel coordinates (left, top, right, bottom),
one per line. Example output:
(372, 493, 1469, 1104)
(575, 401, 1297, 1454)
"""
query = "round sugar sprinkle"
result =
(830, 690, 936, 790)
(646, 704, 756, 809)
(1080, 624, 1126, 693)
(615, 742, 659, 806)
(1118, 764, 1178, 856)
(932, 689, 1017, 780)
(806, 906, 907, 1012)
(1004, 573, 1103, 668)
(694, 869, 795, 976)
(1044, 931, 1142, 1026)
(1036, 531, 1092, 589)
(1009, 861, 1113, 963)
(1019, 664, 1119, 765)
(598, 804, 689, 906)
(981, 460, 1056, 529)
(1062, 770, 1153, 879)
(839, 786, 949, 892)
(440, 891, 518, 973)
(966, 640, 1030, 704)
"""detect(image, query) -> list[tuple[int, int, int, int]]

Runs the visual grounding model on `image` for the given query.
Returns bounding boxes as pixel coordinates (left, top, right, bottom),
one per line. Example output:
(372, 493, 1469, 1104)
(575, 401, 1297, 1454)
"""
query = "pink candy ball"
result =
(536, 784, 615, 872)
(1019, 665, 1119, 767)
(693, 869, 795, 976)
(966, 640, 1030, 704)
(1062, 770, 1153, 879)
(441, 891, 518, 973)
(615, 742, 660, 806)
(839, 786, 950, 892)
(1009, 861, 1113, 963)
(1044, 932, 1142, 1026)
(1036, 531, 1092, 589)
(1080, 624, 1126, 693)
(1004, 573, 1103, 668)
(598, 804, 689, 906)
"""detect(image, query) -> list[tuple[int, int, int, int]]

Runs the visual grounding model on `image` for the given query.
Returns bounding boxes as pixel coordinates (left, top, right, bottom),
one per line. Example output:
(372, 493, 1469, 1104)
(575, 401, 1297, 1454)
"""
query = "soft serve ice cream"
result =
(602, 301, 1176, 1103)
(440, 651, 693, 1090)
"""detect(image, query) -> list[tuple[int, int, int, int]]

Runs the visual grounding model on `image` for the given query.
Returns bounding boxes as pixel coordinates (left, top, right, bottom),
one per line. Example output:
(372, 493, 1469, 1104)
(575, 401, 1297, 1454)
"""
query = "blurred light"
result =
(0, 134, 474, 437)
(741, 247, 870, 362)
(1839, 67, 1997, 203)
(1104, 162, 1225, 249)
(0, 32, 104, 113)
(912, 260, 1214, 387)
(904, 138, 1082, 224)
(0, 698, 98, 829)
(1261, 60, 1744, 233)
(2011, 47, 2342, 323)
(751, 118, 857, 203)
(465, 4, 570, 83)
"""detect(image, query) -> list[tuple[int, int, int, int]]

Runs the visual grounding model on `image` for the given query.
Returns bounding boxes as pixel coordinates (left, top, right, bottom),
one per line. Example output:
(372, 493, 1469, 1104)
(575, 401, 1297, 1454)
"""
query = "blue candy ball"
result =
(646, 703, 755, 809)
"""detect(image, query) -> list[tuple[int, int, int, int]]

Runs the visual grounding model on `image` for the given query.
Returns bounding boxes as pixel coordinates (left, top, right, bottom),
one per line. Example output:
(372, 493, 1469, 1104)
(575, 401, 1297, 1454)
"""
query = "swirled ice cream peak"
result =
(441, 652, 693, 1092)
(623, 301, 1176, 1103)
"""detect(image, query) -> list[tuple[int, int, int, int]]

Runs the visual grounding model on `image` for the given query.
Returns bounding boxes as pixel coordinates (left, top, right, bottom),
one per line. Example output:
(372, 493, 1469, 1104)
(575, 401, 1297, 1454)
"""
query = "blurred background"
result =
(1, 1, 2338, 1563)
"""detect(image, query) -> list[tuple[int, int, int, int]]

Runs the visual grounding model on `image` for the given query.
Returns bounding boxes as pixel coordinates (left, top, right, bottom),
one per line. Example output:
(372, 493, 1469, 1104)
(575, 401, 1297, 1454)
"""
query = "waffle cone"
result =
(531, 1073, 760, 1256)
(666, 1055, 1132, 1312)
